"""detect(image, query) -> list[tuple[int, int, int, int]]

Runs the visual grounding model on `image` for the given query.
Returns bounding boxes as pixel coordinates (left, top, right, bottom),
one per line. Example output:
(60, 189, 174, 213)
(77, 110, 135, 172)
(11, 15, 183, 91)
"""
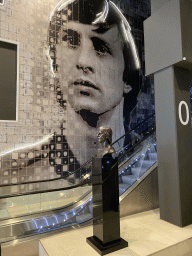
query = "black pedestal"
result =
(87, 156, 128, 255)
(87, 236, 128, 256)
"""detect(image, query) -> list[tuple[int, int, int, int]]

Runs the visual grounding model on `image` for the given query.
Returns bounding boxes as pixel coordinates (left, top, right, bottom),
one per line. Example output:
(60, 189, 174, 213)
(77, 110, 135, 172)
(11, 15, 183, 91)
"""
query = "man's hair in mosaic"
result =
(48, 0, 141, 113)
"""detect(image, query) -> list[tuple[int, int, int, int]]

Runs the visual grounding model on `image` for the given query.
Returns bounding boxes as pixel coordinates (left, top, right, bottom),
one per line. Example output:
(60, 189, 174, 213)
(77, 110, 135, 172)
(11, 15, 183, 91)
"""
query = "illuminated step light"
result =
(0, 0, 4, 5)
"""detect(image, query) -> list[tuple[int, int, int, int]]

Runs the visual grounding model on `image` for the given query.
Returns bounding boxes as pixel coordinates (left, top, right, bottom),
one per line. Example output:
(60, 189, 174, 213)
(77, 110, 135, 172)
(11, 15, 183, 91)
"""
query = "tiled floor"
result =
(39, 208, 192, 256)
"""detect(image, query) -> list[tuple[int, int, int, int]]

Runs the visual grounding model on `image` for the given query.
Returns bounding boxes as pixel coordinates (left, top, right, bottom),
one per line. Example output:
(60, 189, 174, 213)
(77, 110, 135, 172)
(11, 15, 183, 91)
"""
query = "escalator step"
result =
(148, 153, 157, 160)
(139, 167, 148, 177)
(130, 160, 157, 178)
(141, 160, 156, 168)
(121, 175, 137, 185)
(131, 167, 140, 176)
(119, 183, 130, 194)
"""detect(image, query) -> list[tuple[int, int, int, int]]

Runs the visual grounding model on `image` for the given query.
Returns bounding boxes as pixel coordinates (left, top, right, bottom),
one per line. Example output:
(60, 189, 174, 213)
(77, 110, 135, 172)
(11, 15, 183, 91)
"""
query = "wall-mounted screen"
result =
(0, 40, 18, 121)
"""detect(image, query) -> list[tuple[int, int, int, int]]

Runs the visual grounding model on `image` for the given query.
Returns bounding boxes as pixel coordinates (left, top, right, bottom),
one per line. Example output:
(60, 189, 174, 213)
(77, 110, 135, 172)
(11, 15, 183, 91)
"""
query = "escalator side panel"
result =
(120, 166, 159, 218)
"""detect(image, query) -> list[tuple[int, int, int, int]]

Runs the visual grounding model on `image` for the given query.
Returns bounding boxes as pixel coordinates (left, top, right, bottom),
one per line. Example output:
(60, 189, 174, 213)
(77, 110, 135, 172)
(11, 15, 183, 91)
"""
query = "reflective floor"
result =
(39, 209, 192, 256)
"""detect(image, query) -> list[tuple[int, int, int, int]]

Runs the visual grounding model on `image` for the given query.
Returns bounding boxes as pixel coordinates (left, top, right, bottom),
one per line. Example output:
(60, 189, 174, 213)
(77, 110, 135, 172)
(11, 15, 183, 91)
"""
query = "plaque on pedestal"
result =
(86, 156, 128, 255)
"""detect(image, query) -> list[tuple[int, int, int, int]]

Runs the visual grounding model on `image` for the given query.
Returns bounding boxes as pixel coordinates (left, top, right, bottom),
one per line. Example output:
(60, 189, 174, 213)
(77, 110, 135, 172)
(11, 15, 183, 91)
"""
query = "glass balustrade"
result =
(0, 113, 158, 243)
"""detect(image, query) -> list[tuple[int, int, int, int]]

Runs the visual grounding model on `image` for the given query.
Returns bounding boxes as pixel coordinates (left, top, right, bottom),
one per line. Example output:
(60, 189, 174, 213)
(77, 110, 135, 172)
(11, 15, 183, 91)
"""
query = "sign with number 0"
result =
(178, 101, 190, 126)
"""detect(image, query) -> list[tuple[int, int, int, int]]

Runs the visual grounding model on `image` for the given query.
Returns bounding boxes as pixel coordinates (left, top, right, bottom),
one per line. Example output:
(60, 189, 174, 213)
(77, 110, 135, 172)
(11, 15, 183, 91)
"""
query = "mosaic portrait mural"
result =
(0, 0, 153, 185)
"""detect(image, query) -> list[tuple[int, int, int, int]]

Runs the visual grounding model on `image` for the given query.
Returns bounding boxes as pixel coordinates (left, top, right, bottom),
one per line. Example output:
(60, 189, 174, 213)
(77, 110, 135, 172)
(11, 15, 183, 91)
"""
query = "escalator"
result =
(0, 113, 158, 248)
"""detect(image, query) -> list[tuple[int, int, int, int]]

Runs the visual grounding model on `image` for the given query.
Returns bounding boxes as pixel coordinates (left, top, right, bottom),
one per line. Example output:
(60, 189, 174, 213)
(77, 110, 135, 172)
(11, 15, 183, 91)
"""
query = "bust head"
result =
(97, 126, 112, 145)
(97, 126, 116, 157)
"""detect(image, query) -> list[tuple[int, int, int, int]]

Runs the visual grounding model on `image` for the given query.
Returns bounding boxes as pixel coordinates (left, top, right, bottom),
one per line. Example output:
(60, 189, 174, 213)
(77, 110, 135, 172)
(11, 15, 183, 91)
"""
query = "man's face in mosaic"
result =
(55, 21, 126, 115)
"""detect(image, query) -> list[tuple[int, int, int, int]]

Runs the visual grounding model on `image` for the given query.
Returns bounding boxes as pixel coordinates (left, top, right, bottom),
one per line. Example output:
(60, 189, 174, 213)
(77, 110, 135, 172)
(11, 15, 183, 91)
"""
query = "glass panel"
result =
(0, 184, 91, 219)
(0, 196, 93, 242)
(113, 113, 156, 154)
(119, 132, 157, 196)
(0, 121, 157, 241)
(0, 161, 92, 198)
(0, 113, 156, 199)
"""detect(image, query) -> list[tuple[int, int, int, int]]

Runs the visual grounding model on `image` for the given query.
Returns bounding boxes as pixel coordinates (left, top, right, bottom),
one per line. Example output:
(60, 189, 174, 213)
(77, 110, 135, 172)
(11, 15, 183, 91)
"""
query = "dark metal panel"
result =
(120, 185, 140, 218)
(154, 66, 182, 226)
(145, 0, 192, 77)
(120, 167, 159, 218)
(173, 67, 192, 227)
(0, 40, 17, 121)
(151, 0, 170, 15)
(138, 168, 159, 212)
(154, 65, 192, 227)
(144, 0, 182, 76)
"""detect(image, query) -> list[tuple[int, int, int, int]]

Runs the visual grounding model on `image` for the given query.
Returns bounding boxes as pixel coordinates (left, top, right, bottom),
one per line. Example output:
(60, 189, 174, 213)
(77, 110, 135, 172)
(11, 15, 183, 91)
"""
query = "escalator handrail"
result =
(112, 112, 155, 145)
(0, 113, 155, 188)
(0, 178, 92, 199)
(0, 124, 156, 199)
(117, 124, 156, 163)
(95, 124, 156, 186)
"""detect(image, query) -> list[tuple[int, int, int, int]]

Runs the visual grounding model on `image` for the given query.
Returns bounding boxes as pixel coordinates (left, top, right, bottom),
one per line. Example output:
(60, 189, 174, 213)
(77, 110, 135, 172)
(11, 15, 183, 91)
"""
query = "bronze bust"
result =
(97, 126, 116, 158)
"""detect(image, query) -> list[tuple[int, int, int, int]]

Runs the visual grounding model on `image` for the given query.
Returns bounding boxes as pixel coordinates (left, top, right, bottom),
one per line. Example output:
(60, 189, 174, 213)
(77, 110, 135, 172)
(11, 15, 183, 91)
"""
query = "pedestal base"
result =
(86, 236, 128, 255)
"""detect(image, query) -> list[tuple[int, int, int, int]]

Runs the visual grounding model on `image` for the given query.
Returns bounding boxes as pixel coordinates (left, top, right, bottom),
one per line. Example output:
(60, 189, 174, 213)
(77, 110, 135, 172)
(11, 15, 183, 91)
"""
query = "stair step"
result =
(121, 175, 137, 185)
(131, 167, 140, 176)
(119, 183, 130, 194)
(139, 167, 149, 177)
(139, 163, 156, 177)
(141, 160, 156, 168)
(148, 153, 157, 160)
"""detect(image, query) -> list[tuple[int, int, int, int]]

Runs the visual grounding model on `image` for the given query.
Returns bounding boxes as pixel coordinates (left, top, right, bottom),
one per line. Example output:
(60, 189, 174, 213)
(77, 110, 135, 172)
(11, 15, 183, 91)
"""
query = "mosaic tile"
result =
(0, 0, 154, 185)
